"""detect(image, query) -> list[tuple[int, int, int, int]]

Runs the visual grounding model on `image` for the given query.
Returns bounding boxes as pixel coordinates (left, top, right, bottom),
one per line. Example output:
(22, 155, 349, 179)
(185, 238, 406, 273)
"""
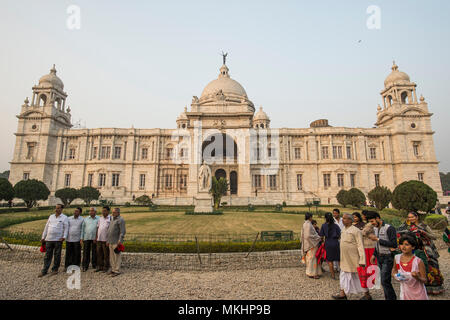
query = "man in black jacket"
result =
(367, 211, 398, 300)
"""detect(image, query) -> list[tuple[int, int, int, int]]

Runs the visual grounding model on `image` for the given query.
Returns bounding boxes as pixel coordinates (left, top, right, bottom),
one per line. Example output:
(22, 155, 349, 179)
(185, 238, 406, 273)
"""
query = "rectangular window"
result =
(413, 143, 420, 157)
(141, 148, 148, 160)
(23, 172, 30, 180)
(164, 174, 173, 189)
(294, 147, 301, 159)
(346, 146, 352, 159)
(60, 142, 64, 161)
(68, 148, 76, 160)
(322, 146, 329, 159)
(179, 174, 187, 189)
(297, 174, 303, 190)
(269, 175, 277, 190)
(139, 174, 146, 189)
(166, 148, 173, 160)
(114, 146, 121, 159)
(92, 147, 97, 159)
(87, 173, 93, 187)
(323, 174, 331, 188)
(101, 146, 111, 159)
(350, 173, 356, 187)
(64, 174, 71, 187)
(418, 172, 424, 182)
(337, 174, 344, 187)
(112, 173, 120, 187)
(333, 146, 343, 159)
(268, 147, 274, 159)
(375, 174, 380, 187)
(253, 175, 262, 188)
(369, 147, 377, 160)
(26, 143, 36, 159)
(98, 173, 106, 187)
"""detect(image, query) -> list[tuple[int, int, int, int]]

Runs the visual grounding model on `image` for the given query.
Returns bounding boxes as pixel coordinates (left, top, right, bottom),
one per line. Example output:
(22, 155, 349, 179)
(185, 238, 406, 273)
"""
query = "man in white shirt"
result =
(95, 206, 111, 272)
(332, 208, 344, 272)
(64, 207, 84, 271)
(39, 204, 68, 277)
(333, 208, 345, 231)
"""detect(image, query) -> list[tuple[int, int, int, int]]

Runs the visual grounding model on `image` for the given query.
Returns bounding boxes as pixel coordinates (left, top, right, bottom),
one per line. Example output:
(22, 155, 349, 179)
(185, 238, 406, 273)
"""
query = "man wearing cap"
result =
(106, 207, 126, 277)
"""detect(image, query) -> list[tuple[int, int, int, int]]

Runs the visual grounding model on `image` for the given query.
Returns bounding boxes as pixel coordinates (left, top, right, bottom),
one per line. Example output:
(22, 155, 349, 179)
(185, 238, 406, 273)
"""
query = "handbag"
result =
(357, 266, 369, 288)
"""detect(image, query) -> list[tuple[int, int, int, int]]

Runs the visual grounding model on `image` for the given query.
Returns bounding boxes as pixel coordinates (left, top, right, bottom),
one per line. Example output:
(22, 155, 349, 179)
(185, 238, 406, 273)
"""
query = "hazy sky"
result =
(1, 1, 449, 172)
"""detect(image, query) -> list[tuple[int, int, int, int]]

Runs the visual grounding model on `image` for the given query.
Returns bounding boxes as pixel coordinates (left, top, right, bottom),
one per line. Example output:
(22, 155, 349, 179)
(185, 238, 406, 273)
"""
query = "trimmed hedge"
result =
(123, 240, 301, 253)
(185, 211, 223, 215)
(424, 214, 448, 230)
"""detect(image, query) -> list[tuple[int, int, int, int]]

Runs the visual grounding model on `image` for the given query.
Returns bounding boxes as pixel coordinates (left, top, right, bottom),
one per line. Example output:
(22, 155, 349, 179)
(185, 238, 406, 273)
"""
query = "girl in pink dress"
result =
(392, 234, 428, 300)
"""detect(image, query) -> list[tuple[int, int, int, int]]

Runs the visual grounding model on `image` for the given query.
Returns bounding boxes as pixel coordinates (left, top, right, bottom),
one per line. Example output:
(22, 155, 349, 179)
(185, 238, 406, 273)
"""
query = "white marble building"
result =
(8, 60, 443, 205)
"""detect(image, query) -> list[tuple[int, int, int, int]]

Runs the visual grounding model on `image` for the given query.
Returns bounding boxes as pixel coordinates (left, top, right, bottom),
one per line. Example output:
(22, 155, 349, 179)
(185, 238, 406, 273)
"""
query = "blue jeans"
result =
(378, 254, 397, 300)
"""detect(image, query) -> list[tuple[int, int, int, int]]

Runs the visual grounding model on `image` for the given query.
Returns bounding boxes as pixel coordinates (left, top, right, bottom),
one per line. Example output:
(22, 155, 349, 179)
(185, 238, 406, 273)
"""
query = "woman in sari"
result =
(301, 212, 322, 279)
(397, 212, 444, 295)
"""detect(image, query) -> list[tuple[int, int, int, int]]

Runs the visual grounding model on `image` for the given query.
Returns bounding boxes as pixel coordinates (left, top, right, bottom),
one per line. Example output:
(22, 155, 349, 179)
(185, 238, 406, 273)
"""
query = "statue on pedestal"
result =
(198, 161, 212, 192)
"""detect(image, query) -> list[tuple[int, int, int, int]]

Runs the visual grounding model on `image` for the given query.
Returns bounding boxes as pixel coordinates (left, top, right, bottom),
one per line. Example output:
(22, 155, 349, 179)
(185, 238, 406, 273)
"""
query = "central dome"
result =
(200, 64, 247, 99)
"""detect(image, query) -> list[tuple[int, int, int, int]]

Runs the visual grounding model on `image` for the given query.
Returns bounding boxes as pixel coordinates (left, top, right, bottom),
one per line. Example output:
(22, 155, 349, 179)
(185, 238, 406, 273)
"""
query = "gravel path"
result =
(1, 249, 449, 300)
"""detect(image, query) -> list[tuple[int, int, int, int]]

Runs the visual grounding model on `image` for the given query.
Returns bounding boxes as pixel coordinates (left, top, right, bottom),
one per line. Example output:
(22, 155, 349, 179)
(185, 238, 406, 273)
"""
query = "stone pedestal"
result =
(194, 193, 213, 213)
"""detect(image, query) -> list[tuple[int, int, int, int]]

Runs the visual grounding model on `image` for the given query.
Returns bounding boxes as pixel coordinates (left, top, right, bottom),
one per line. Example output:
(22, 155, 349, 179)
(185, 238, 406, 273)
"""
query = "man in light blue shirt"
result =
(64, 207, 84, 271)
(39, 204, 68, 277)
(81, 207, 99, 271)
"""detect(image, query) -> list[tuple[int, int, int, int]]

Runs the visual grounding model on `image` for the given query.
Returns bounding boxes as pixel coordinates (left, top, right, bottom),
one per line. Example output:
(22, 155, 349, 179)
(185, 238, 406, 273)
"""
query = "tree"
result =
(55, 188, 79, 206)
(336, 189, 350, 207)
(392, 180, 437, 213)
(0, 170, 10, 179)
(78, 186, 101, 206)
(135, 195, 152, 206)
(368, 186, 392, 210)
(210, 177, 228, 210)
(346, 188, 366, 208)
(13, 179, 50, 209)
(440, 172, 450, 193)
(0, 178, 14, 202)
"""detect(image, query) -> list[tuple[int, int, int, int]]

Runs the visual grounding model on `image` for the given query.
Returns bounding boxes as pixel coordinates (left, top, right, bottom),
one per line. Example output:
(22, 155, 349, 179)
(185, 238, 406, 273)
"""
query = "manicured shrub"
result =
(78, 187, 101, 205)
(424, 214, 448, 230)
(0, 178, 14, 202)
(346, 188, 366, 208)
(336, 189, 350, 207)
(13, 179, 50, 209)
(55, 188, 79, 206)
(392, 180, 437, 213)
(368, 186, 392, 210)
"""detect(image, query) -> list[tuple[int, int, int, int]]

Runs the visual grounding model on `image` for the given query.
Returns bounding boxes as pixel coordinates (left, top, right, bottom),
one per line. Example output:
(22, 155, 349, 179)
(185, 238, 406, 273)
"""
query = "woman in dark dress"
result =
(319, 212, 341, 279)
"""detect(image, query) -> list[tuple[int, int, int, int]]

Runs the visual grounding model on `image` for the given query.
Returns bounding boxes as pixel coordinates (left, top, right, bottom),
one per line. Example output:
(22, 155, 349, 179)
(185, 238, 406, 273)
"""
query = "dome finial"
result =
(392, 60, 398, 71)
(50, 64, 57, 74)
(221, 51, 228, 65)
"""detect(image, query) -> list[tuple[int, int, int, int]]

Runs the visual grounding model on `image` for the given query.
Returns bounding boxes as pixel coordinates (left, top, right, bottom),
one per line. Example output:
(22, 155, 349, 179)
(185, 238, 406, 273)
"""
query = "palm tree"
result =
(210, 177, 229, 210)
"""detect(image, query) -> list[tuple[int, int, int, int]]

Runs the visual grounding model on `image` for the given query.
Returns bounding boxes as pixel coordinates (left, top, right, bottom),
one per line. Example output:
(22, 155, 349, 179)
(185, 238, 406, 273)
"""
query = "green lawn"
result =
(1, 205, 403, 236)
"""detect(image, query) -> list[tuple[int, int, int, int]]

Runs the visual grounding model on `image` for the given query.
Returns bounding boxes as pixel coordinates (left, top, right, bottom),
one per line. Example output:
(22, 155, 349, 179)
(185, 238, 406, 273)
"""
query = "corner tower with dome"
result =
(8, 59, 443, 205)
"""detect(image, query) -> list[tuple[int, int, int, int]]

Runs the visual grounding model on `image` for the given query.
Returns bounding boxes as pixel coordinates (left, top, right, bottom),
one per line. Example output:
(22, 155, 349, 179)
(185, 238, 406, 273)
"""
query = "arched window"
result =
(387, 95, 393, 107)
(401, 91, 408, 104)
(202, 133, 238, 162)
(39, 94, 47, 107)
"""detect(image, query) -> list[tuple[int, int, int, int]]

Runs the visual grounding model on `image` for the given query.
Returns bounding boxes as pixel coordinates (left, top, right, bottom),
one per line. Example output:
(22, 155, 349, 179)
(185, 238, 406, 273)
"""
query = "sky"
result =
(0, 0, 449, 172)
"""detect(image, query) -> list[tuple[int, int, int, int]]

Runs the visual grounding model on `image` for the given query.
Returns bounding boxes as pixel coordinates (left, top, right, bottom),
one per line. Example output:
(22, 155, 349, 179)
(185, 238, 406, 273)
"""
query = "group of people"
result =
(39, 204, 126, 278)
(301, 208, 445, 300)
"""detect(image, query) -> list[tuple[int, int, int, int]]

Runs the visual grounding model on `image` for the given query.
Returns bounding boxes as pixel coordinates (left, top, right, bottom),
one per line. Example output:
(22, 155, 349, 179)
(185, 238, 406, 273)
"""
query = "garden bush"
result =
(424, 214, 448, 230)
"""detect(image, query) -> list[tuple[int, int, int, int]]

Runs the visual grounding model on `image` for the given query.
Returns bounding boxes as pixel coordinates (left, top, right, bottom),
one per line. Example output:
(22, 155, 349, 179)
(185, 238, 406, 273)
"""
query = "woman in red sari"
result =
(360, 211, 378, 290)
